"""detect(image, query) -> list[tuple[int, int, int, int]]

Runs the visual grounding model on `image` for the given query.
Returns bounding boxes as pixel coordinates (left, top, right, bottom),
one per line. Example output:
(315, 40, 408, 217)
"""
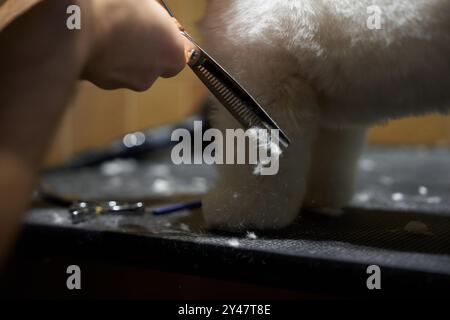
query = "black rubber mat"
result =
(15, 147, 450, 295)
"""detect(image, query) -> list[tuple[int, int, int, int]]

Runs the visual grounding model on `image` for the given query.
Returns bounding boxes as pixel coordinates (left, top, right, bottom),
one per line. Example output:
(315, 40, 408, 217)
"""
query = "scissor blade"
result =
(187, 46, 290, 148)
(160, 0, 291, 148)
(160, 0, 175, 17)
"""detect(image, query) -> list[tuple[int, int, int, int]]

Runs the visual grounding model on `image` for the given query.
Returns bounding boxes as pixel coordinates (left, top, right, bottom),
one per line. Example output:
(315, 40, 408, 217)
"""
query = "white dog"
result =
(198, 0, 450, 230)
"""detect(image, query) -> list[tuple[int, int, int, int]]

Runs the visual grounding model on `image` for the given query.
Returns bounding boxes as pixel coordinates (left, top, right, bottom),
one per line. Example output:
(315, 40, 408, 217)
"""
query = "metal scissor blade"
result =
(159, 0, 291, 148)
(186, 43, 291, 148)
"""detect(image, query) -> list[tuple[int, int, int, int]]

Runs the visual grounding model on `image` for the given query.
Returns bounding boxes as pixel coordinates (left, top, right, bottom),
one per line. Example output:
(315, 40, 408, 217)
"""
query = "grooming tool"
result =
(69, 200, 202, 224)
(39, 182, 202, 223)
(60, 115, 209, 169)
(152, 201, 202, 216)
(69, 201, 146, 224)
(160, 0, 291, 148)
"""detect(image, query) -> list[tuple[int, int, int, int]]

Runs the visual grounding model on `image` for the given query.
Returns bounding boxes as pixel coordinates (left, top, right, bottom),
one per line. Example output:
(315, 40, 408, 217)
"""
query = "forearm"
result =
(0, 153, 37, 265)
(0, 0, 187, 263)
(0, 0, 90, 263)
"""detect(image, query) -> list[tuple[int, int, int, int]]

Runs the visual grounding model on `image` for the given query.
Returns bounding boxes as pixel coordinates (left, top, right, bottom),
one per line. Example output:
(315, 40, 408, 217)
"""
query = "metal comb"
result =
(160, 0, 291, 148)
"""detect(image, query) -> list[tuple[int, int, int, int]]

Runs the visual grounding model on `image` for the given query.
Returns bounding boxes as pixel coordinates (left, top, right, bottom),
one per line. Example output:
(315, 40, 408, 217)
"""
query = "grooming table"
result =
(3, 147, 450, 298)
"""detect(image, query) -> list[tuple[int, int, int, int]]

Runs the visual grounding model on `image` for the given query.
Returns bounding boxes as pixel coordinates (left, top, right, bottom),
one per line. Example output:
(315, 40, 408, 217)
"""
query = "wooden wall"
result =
(369, 115, 450, 146)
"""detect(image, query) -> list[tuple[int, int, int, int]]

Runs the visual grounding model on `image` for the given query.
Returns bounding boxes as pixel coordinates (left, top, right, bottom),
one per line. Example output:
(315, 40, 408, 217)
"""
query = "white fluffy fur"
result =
(199, 0, 450, 230)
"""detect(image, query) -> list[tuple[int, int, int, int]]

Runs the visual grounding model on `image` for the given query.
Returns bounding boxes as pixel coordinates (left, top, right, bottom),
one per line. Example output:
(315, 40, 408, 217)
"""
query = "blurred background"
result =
(45, 0, 450, 166)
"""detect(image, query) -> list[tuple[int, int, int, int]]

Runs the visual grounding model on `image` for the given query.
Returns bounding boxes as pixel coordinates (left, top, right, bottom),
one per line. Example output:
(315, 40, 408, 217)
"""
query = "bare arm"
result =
(0, 0, 186, 263)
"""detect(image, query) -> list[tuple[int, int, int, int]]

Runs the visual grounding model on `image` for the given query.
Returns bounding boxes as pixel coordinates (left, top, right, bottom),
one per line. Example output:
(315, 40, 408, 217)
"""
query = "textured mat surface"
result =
(21, 147, 450, 293)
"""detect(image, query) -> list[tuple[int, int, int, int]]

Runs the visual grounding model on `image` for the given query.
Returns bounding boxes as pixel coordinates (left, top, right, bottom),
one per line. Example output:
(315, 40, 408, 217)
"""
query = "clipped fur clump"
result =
(246, 128, 283, 176)
(199, 0, 450, 230)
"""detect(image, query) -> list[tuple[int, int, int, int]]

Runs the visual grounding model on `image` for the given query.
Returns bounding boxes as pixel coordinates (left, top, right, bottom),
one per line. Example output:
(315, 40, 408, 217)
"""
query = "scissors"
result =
(160, 0, 291, 148)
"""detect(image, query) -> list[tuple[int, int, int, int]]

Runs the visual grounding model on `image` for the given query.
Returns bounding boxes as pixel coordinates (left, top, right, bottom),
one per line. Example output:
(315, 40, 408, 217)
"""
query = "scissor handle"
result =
(70, 201, 145, 223)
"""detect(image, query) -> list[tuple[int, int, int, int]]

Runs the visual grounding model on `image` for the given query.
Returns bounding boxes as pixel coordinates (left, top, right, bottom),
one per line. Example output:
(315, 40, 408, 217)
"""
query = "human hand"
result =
(82, 0, 188, 91)
(0, 0, 190, 263)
